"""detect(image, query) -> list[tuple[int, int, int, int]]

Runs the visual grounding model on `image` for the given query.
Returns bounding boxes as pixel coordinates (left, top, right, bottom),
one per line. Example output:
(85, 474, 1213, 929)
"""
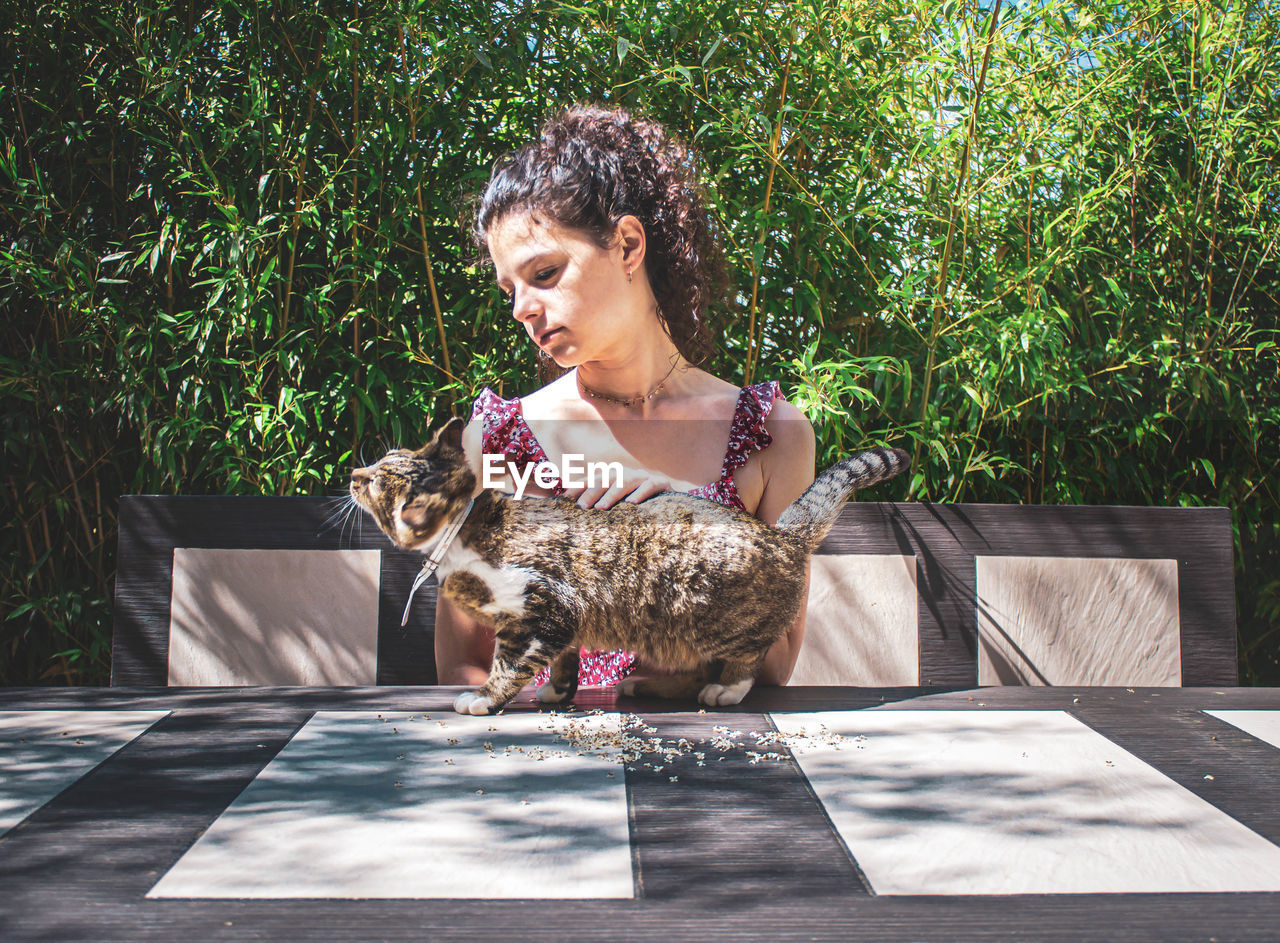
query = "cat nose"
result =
(350, 467, 373, 488)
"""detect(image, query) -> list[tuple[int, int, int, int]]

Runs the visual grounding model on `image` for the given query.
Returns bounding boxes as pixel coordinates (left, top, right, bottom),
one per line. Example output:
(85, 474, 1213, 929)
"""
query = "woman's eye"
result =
(498, 269, 555, 300)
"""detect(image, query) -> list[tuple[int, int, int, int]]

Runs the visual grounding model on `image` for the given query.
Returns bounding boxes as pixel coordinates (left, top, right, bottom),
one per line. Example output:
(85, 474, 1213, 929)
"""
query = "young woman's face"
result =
(487, 211, 635, 367)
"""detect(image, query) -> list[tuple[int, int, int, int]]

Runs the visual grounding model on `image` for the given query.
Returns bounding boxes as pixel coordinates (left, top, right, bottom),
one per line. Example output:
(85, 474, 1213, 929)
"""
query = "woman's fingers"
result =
(575, 475, 672, 509)
(596, 482, 638, 509)
(575, 484, 610, 508)
(623, 477, 671, 504)
(584, 481, 635, 509)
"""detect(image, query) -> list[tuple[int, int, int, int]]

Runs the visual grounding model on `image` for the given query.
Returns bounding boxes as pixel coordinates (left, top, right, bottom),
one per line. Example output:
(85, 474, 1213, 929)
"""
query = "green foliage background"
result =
(2, 0, 1277, 685)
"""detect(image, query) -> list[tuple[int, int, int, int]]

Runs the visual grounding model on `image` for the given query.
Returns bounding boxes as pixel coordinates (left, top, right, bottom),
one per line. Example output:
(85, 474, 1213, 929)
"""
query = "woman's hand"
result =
(561, 465, 676, 509)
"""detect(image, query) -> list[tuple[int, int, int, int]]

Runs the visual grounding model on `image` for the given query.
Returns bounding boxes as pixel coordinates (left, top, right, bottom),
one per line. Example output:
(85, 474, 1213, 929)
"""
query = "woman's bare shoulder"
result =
(522, 367, 741, 421)
(765, 394, 816, 437)
(671, 368, 741, 420)
(761, 394, 817, 486)
(520, 373, 587, 420)
(690, 369, 740, 397)
(751, 401, 816, 525)
(459, 416, 487, 477)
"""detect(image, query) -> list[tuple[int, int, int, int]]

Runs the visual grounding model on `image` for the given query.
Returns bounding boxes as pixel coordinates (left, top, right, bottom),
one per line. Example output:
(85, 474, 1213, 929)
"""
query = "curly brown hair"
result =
(466, 102, 730, 376)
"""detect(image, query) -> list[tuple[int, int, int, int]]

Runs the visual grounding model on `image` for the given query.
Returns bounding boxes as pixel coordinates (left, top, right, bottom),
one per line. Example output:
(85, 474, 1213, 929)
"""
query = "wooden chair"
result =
(111, 497, 1237, 687)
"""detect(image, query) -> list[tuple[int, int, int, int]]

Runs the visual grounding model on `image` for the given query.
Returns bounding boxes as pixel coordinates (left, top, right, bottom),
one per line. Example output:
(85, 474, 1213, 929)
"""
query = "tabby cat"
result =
(350, 418, 909, 715)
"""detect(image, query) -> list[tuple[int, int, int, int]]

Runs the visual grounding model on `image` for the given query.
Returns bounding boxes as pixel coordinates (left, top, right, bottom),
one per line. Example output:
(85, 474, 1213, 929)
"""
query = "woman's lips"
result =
(536, 327, 563, 346)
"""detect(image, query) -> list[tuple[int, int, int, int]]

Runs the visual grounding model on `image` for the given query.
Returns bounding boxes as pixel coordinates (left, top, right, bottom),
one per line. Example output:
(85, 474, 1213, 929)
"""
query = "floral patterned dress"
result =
(468, 379, 782, 686)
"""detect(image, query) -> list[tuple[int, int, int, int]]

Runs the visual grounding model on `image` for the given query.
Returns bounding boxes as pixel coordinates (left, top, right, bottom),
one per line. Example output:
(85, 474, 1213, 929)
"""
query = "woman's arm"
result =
(751, 397, 817, 686)
(758, 565, 810, 685)
(434, 594, 496, 685)
(433, 417, 497, 685)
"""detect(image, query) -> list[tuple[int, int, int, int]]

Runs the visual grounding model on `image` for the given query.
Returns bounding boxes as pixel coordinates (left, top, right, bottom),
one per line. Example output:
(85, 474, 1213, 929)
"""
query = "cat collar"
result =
(401, 497, 475, 627)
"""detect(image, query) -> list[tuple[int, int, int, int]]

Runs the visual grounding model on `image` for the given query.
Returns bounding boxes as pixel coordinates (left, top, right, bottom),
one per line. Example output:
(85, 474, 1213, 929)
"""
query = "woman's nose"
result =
(511, 286, 541, 323)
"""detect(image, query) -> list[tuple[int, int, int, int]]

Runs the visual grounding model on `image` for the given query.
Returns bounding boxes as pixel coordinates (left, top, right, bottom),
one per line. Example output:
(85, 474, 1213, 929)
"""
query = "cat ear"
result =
(434, 416, 466, 453)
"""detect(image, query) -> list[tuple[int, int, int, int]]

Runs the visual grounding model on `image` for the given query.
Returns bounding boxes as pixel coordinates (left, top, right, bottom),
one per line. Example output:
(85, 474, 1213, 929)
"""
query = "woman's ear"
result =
(615, 214, 647, 271)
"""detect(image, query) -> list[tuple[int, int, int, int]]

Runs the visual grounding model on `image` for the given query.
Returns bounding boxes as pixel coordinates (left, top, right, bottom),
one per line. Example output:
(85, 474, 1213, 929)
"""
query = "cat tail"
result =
(774, 447, 911, 551)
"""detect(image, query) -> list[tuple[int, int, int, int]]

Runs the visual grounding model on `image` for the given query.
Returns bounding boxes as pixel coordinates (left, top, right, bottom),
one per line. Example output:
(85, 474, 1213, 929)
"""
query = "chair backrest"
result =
(790, 503, 1236, 687)
(111, 497, 1237, 687)
(111, 496, 434, 685)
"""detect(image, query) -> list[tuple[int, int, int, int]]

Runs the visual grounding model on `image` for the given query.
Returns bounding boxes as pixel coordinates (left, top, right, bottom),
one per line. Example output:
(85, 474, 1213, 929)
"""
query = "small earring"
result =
(626, 268, 632, 284)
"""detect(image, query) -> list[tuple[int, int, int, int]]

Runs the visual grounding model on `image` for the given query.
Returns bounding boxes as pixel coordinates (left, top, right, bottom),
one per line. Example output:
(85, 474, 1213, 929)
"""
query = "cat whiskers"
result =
(316, 493, 364, 546)
(357, 436, 394, 469)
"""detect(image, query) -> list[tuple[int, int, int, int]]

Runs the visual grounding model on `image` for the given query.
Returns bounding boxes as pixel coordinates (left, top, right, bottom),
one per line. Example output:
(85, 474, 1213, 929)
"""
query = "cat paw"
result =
(616, 678, 639, 697)
(536, 682, 572, 703)
(453, 691, 496, 715)
(697, 679, 754, 707)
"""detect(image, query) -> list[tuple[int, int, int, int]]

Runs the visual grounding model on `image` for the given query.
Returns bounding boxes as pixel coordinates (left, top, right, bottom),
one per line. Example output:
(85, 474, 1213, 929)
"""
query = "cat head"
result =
(349, 417, 477, 552)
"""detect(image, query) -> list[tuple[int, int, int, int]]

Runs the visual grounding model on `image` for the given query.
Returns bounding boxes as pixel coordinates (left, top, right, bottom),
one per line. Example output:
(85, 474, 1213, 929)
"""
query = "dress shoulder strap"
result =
(718, 380, 782, 479)
(469, 387, 552, 466)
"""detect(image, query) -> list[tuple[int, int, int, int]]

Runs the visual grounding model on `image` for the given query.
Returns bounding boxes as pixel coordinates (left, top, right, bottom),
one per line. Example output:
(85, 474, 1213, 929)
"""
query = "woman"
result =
(436, 102, 816, 691)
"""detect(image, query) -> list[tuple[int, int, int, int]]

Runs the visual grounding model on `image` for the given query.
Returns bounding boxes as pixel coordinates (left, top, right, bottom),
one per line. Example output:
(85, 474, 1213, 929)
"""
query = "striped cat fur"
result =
(351, 418, 909, 714)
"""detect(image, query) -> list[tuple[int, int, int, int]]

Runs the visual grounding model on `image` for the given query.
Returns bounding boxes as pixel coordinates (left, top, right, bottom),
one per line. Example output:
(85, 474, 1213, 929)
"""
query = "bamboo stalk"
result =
(415, 183, 451, 404)
(403, 21, 452, 409)
(1039, 407, 1048, 504)
(9, 479, 43, 594)
(745, 39, 793, 384)
(281, 40, 325, 337)
(350, 13, 365, 472)
(51, 416, 95, 561)
(94, 474, 104, 579)
(916, 0, 1003, 465)
(1026, 163, 1034, 312)
(38, 506, 52, 580)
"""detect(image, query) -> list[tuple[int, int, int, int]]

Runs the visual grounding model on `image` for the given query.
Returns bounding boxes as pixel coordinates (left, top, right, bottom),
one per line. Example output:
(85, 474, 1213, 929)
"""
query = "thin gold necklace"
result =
(576, 360, 680, 408)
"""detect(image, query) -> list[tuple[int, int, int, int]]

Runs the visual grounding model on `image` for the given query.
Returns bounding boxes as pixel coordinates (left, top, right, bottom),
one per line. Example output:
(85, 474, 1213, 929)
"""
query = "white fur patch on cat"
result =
(537, 681, 571, 703)
(437, 545, 535, 619)
(698, 678, 754, 706)
(453, 691, 496, 715)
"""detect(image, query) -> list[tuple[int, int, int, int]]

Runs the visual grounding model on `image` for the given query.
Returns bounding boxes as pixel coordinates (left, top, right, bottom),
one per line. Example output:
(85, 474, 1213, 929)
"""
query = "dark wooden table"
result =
(3, 685, 1279, 942)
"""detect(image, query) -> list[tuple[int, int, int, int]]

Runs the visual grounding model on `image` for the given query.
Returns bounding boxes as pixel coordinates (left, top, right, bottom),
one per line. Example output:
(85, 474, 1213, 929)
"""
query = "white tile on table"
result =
(976, 556, 1181, 686)
(148, 711, 633, 899)
(1204, 711, 1280, 750)
(772, 709, 1280, 895)
(791, 554, 918, 686)
(168, 548, 381, 685)
(0, 711, 168, 834)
